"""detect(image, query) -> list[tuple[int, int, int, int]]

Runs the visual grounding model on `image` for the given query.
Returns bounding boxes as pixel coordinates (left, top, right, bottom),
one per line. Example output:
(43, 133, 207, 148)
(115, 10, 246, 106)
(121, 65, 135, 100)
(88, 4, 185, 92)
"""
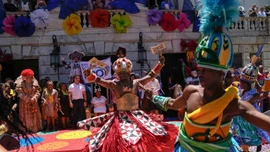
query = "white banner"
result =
(80, 57, 112, 83)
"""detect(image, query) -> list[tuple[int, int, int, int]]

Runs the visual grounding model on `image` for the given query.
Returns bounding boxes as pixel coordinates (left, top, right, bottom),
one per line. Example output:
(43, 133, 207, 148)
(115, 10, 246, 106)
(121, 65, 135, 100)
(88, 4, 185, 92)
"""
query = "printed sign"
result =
(80, 57, 112, 83)
(150, 42, 166, 55)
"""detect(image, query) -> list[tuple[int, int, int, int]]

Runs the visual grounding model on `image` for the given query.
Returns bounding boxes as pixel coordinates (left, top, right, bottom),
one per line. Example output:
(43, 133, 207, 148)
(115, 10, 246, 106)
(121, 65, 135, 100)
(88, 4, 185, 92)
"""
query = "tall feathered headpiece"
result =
(198, 0, 239, 35)
(196, 0, 239, 72)
(240, 40, 266, 83)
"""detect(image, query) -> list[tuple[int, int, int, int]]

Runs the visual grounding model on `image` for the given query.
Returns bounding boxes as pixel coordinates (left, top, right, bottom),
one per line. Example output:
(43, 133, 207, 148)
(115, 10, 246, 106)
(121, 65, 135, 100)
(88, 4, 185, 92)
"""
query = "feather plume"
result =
(250, 55, 260, 65)
(198, 0, 240, 35)
(250, 39, 267, 65)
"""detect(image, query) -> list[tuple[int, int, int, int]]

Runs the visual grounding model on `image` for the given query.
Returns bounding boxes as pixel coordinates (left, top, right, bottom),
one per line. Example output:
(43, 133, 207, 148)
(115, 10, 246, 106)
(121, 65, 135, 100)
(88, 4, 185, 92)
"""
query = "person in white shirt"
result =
(185, 70, 200, 86)
(144, 78, 161, 114)
(145, 78, 160, 95)
(68, 75, 87, 128)
(258, 7, 267, 17)
(91, 85, 108, 116)
(20, 0, 30, 12)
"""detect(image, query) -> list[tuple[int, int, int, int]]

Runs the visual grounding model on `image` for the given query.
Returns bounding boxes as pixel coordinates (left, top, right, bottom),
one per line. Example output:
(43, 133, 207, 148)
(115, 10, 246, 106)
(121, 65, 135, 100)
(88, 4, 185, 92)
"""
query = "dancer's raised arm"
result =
(137, 56, 165, 86)
(83, 69, 116, 89)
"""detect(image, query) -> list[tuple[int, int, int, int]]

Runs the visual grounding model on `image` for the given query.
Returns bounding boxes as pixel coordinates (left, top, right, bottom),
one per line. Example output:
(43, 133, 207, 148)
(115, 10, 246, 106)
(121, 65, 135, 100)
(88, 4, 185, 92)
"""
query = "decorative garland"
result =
(146, 8, 163, 26)
(146, 9, 191, 32)
(110, 13, 132, 33)
(14, 16, 36, 37)
(3, 15, 16, 36)
(30, 9, 50, 29)
(89, 9, 110, 28)
(0, 9, 193, 36)
(159, 12, 178, 32)
(1, 9, 51, 37)
(177, 13, 191, 32)
(62, 14, 82, 35)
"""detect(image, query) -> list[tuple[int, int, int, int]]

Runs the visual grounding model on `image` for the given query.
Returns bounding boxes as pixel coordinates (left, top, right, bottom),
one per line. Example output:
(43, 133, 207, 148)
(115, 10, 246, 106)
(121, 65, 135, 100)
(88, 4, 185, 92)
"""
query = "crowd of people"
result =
(4, 0, 47, 12)
(1, 0, 270, 152)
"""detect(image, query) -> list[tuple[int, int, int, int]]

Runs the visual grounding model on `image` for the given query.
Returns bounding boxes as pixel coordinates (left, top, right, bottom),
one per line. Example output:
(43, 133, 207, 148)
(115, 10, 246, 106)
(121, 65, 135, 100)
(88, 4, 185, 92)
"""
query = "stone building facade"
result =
(0, 9, 269, 83)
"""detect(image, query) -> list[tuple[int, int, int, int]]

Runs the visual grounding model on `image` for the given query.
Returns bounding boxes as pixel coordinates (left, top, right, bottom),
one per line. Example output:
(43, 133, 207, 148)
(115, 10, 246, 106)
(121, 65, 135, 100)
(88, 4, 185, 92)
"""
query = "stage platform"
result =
(14, 121, 270, 152)
(17, 129, 91, 152)
(15, 121, 180, 152)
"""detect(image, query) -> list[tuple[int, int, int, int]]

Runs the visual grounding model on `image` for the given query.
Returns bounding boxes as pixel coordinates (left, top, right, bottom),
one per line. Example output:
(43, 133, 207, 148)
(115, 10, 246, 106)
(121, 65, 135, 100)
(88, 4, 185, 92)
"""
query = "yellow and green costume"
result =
(152, 0, 242, 151)
(153, 87, 241, 152)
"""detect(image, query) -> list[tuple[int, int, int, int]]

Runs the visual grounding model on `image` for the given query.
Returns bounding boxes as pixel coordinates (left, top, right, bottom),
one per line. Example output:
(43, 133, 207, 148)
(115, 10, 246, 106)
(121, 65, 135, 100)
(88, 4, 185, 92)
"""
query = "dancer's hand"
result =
(145, 89, 153, 99)
(83, 69, 97, 82)
(159, 56, 165, 65)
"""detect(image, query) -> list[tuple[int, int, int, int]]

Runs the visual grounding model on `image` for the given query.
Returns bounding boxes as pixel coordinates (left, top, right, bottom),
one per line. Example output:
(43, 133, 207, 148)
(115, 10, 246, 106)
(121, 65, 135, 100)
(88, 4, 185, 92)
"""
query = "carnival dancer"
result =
(231, 55, 270, 152)
(148, 0, 270, 151)
(78, 56, 178, 151)
(15, 69, 42, 133)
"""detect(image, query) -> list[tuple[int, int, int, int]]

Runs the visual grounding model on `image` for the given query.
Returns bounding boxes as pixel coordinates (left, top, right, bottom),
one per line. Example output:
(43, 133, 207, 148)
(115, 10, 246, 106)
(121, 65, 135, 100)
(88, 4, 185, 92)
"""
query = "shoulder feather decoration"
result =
(198, 0, 239, 35)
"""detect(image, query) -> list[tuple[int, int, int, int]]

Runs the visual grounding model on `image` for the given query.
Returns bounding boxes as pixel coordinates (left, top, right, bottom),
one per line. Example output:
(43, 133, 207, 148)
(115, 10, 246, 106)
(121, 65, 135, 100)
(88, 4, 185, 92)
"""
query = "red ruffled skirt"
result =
(78, 110, 178, 152)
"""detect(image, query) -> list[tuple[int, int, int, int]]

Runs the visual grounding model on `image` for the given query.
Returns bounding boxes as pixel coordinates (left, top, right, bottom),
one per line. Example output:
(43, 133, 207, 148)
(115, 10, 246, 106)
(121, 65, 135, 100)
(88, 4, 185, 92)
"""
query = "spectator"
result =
(20, 0, 31, 12)
(264, 70, 270, 78)
(68, 75, 87, 129)
(265, 5, 270, 16)
(14, 69, 42, 133)
(248, 4, 257, 17)
(5, 78, 15, 90)
(161, 0, 173, 10)
(94, 0, 104, 9)
(58, 83, 71, 129)
(144, 77, 161, 114)
(3, 82, 18, 113)
(4, 0, 18, 12)
(258, 7, 267, 17)
(185, 70, 200, 86)
(35, 0, 47, 10)
(45, 77, 51, 83)
(239, 6, 245, 17)
(257, 65, 265, 86)
(130, 73, 136, 81)
(90, 85, 108, 116)
(41, 80, 59, 131)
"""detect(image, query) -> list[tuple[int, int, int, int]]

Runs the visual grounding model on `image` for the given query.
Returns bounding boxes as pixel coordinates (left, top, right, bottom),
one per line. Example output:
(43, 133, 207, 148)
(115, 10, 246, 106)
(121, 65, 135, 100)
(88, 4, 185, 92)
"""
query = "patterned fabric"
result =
(196, 32, 234, 72)
(42, 88, 58, 117)
(240, 63, 259, 83)
(231, 88, 270, 146)
(15, 78, 42, 133)
(152, 95, 171, 111)
(78, 110, 168, 151)
(174, 124, 241, 152)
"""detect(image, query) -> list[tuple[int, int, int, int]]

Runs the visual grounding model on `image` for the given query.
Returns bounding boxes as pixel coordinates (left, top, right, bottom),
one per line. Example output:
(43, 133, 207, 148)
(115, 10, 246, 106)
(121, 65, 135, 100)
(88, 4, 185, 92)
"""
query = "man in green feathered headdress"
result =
(147, 0, 270, 151)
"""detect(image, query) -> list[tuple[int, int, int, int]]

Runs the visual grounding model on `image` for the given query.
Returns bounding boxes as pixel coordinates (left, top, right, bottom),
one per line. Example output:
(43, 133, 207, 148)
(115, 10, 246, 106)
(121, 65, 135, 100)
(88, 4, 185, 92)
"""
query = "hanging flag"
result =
(80, 57, 112, 83)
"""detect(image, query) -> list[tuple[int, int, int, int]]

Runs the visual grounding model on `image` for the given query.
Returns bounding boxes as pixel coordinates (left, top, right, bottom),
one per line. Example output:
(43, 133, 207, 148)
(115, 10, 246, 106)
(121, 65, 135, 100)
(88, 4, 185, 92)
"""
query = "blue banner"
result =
(0, 0, 6, 19)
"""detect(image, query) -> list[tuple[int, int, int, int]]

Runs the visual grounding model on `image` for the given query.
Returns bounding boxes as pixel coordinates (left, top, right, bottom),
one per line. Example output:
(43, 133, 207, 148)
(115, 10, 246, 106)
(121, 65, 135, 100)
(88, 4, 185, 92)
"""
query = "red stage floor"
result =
(17, 129, 91, 152)
(14, 121, 270, 152)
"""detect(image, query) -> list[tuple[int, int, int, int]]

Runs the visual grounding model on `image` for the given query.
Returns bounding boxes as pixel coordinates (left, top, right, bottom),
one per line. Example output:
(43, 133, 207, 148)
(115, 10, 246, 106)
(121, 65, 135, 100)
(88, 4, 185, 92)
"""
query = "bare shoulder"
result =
(182, 85, 202, 100)
(223, 98, 242, 118)
(184, 85, 202, 94)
